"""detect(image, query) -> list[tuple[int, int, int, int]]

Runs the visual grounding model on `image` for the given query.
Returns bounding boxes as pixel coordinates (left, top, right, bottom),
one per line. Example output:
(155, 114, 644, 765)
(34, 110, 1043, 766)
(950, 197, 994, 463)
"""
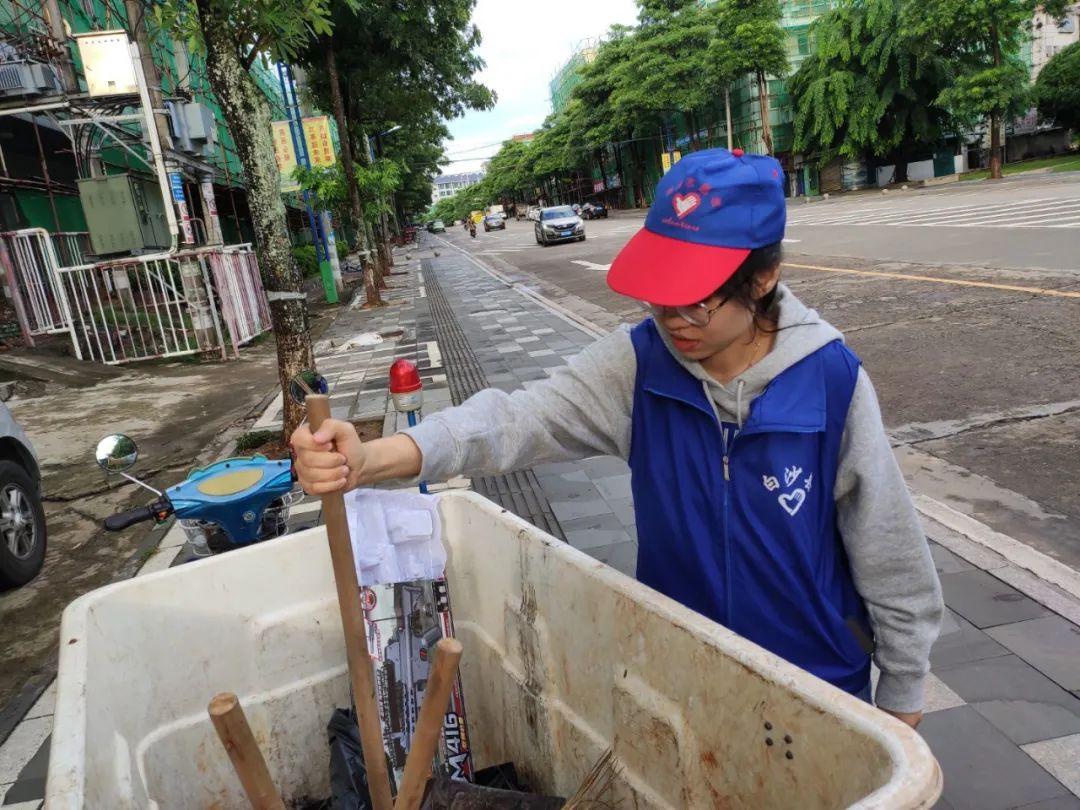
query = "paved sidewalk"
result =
(4, 237, 1080, 807)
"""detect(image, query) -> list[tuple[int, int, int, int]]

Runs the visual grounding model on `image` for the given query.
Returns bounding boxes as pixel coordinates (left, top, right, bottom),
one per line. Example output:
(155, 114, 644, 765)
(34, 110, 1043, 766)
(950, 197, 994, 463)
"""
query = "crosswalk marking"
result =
(788, 196, 1059, 225)
(788, 195, 1080, 229)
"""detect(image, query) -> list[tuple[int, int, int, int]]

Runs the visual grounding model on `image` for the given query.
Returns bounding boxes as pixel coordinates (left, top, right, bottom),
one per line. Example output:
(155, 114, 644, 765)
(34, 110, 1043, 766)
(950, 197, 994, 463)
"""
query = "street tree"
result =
(153, 0, 329, 437)
(572, 26, 652, 205)
(906, 0, 1066, 179)
(428, 196, 457, 224)
(320, 27, 379, 306)
(1035, 40, 1080, 131)
(790, 0, 954, 176)
(482, 138, 535, 207)
(300, 0, 493, 265)
(709, 0, 789, 154)
(636, 0, 698, 24)
(614, 3, 720, 151)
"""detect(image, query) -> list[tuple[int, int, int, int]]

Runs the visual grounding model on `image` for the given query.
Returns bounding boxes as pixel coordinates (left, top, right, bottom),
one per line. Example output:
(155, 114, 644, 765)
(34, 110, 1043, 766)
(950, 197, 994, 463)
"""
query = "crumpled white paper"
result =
(344, 489, 446, 586)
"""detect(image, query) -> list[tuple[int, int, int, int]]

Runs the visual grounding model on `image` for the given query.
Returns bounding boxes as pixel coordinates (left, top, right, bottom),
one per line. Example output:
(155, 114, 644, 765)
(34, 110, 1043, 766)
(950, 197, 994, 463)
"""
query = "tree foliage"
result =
(790, 0, 953, 165)
(298, 0, 494, 219)
(904, 0, 1067, 177)
(1035, 40, 1080, 130)
(294, 158, 402, 224)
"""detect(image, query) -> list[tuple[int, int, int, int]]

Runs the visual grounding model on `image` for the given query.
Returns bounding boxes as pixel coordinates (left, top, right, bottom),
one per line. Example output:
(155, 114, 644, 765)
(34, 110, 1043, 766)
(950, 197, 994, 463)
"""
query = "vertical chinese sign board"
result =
(301, 116, 336, 168)
(272, 121, 300, 193)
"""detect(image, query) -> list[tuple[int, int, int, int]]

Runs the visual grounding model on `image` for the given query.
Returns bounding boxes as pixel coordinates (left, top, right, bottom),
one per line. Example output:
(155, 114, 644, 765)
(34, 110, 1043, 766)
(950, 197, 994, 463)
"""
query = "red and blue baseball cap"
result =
(607, 147, 786, 306)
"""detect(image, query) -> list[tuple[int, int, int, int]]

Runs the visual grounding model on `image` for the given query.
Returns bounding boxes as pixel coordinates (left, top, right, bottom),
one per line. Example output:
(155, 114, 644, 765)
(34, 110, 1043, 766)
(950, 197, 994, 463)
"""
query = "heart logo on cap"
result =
(672, 192, 700, 219)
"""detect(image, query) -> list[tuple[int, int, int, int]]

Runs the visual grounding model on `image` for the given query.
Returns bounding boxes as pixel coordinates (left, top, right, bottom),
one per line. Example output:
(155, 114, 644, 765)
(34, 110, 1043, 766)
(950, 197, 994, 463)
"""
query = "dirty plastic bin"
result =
(46, 491, 941, 808)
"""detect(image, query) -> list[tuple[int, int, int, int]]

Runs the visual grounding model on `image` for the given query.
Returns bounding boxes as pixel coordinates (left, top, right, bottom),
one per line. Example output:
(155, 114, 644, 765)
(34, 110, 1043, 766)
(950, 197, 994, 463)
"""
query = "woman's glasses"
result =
(649, 293, 730, 327)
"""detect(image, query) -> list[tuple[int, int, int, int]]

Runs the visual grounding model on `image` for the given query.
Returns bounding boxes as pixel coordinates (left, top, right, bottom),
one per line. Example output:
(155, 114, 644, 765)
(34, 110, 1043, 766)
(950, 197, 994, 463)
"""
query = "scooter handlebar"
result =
(104, 499, 173, 531)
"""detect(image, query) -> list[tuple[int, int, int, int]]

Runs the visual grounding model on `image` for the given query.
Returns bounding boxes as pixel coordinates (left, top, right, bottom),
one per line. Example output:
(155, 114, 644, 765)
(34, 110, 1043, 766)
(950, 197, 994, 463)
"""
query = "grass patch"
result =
(961, 152, 1080, 181)
(236, 429, 279, 453)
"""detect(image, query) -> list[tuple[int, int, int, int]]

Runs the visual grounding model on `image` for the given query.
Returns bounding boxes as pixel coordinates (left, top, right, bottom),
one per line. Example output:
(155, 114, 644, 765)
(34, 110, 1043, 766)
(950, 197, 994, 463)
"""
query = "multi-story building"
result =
(0, 0, 312, 364)
(549, 39, 599, 114)
(1025, 3, 1079, 78)
(431, 170, 484, 201)
(0, 0, 296, 244)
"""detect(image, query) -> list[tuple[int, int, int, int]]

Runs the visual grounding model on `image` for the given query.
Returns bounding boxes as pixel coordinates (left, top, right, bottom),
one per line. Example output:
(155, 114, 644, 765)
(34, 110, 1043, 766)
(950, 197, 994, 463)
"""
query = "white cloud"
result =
(441, 0, 639, 174)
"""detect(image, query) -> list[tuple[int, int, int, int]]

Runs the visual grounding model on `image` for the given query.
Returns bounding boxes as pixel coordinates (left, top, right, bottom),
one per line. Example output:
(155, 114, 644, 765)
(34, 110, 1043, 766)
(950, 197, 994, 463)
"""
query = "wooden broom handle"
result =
(393, 637, 464, 810)
(207, 692, 285, 810)
(306, 394, 394, 810)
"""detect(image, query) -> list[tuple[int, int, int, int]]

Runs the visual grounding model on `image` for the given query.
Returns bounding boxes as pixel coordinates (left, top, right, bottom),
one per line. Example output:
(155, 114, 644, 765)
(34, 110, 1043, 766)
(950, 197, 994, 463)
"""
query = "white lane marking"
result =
(571, 259, 612, 272)
(782, 238, 801, 243)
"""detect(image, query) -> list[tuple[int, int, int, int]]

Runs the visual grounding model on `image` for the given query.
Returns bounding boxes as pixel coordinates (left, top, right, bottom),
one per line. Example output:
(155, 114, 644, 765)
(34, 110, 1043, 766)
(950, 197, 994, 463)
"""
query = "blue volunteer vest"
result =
(629, 319, 872, 694)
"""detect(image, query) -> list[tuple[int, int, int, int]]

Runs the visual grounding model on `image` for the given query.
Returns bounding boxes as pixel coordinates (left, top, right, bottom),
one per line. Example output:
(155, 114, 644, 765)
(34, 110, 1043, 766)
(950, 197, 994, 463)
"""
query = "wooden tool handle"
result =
(306, 395, 395, 810)
(393, 637, 465, 810)
(207, 692, 285, 810)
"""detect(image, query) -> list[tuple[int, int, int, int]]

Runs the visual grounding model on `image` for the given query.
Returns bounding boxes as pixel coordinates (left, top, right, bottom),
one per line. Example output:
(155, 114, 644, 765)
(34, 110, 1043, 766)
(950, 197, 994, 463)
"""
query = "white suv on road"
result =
(535, 206, 586, 246)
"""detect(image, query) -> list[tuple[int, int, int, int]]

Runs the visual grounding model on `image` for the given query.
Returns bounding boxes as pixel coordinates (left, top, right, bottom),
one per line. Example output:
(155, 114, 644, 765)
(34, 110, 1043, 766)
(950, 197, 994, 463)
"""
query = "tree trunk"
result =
(196, 0, 312, 438)
(629, 140, 647, 208)
(324, 36, 380, 306)
(989, 27, 1003, 180)
(757, 70, 774, 155)
(613, 139, 628, 208)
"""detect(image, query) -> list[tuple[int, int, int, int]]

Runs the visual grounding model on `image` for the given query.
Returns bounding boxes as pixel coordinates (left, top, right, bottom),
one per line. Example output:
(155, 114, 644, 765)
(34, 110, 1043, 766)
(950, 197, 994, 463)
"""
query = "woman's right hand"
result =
(290, 418, 364, 495)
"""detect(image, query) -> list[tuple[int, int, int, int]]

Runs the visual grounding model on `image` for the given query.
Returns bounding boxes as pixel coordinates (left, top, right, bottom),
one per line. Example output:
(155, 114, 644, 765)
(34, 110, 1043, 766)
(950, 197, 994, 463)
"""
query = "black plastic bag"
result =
(328, 708, 373, 810)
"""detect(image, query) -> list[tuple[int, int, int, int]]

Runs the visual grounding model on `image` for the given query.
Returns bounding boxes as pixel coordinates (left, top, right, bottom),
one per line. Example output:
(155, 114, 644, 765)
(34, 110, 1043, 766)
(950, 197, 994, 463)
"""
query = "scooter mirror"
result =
(288, 370, 330, 406)
(95, 434, 139, 473)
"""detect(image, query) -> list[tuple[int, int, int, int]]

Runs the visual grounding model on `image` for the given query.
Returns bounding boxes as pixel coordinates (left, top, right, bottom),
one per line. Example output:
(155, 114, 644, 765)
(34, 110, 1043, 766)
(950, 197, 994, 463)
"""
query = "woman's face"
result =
(655, 266, 781, 362)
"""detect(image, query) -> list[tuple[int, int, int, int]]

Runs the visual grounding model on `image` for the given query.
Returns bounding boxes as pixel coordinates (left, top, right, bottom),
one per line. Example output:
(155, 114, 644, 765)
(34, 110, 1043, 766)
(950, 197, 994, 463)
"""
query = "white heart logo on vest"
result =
(778, 488, 806, 516)
(672, 193, 701, 219)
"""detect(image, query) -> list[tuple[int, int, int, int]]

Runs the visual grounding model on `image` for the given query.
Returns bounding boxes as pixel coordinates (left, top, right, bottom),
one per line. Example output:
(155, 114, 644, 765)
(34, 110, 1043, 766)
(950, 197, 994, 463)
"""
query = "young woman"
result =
(291, 148, 942, 728)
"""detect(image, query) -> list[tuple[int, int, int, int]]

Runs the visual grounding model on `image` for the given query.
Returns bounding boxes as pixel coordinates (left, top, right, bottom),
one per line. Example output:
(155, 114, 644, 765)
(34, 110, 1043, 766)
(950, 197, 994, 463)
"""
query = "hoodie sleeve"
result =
(834, 368, 944, 714)
(401, 327, 636, 481)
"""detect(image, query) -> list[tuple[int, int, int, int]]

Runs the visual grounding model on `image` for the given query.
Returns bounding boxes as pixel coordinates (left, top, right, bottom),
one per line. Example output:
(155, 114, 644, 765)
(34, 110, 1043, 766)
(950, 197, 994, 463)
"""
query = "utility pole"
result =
(125, 0, 216, 351)
(276, 63, 339, 303)
(43, 0, 77, 92)
(725, 88, 734, 151)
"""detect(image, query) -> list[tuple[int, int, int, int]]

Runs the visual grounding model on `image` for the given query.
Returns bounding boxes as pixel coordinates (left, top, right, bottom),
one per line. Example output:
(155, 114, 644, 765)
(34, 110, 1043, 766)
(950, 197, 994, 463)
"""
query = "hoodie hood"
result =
(656, 283, 843, 428)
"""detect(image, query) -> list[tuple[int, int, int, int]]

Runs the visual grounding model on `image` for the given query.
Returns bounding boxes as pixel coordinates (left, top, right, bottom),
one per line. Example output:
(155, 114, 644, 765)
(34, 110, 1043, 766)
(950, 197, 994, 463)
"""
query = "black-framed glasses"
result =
(650, 293, 731, 327)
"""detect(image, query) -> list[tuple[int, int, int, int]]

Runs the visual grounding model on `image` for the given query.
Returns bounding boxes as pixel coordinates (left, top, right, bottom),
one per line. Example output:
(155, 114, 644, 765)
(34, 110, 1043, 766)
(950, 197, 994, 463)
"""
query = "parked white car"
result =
(0, 402, 46, 587)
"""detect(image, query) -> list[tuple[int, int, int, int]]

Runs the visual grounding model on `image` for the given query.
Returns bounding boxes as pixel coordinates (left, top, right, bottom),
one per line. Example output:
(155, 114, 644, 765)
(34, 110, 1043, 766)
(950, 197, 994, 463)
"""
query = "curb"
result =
(432, 235, 606, 340)
(914, 494, 1080, 626)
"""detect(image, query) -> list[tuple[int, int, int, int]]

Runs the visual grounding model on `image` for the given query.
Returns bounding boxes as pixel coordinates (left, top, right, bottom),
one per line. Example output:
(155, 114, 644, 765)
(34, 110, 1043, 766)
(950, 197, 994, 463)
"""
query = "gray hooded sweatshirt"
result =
(404, 284, 943, 713)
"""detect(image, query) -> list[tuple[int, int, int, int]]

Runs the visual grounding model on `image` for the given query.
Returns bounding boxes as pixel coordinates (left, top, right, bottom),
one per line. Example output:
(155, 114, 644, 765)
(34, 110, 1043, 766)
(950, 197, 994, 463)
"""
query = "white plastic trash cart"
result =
(46, 491, 941, 808)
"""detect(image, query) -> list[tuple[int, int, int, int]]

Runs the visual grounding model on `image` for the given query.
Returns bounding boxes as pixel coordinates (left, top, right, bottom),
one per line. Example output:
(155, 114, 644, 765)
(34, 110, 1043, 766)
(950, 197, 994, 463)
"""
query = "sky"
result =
(441, 0, 640, 175)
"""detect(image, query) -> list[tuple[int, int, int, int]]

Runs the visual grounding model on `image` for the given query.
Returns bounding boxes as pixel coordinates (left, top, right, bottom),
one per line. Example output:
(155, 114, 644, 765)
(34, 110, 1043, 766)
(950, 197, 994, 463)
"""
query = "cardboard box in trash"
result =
(361, 578, 474, 787)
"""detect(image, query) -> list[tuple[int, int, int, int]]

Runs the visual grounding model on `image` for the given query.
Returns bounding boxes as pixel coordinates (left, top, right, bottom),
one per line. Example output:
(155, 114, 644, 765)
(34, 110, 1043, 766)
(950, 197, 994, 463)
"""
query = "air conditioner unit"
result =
(0, 61, 60, 98)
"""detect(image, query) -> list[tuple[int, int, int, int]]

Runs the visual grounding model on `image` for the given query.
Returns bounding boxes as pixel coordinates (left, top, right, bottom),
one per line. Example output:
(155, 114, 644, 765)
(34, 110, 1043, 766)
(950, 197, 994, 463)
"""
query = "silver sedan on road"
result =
(534, 205, 586, 246)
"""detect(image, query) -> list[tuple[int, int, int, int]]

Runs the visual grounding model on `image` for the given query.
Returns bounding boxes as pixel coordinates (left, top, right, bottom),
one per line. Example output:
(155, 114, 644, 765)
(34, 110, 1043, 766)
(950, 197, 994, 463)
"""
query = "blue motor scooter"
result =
(97, 371, 330, 555)
(96, 434, 298, 556)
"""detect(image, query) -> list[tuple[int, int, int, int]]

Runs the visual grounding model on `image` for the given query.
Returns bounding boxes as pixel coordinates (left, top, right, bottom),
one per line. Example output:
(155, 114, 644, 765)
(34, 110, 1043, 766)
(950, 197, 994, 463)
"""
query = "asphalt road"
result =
(438, 172, 1080, 570)
(785, 172, 1080, 272)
